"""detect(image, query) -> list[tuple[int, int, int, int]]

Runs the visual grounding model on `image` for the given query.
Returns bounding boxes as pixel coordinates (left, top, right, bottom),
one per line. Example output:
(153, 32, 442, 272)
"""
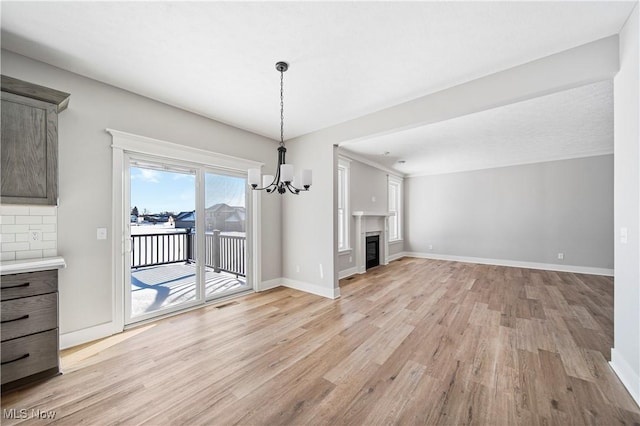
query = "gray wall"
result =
(405, 154, 613, 269)
(1, 50, 282, 336)
(337, 155, 404, 275)
(281, 134, 336, 296)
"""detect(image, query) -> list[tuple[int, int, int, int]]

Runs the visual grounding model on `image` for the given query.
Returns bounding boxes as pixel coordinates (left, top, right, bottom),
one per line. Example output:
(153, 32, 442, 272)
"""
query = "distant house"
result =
(173, 206, 245, 232)
(174, 211, 195, 229)
(205, 204, 246, 233)
(140, 214, 172, 225)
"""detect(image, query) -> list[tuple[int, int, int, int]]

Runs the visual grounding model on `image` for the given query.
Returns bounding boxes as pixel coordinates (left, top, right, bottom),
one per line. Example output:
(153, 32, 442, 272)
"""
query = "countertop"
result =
(0, 256, 66, 275)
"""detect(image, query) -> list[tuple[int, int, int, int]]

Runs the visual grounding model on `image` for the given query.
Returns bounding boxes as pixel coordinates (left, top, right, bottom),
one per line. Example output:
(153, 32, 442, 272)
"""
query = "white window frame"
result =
(338, 157, 351, 252)
(388, 174, 403, 242)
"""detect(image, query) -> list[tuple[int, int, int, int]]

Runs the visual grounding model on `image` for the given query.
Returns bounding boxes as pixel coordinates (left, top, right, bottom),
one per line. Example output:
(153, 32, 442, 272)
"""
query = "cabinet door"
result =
(1, 92, 58, 205)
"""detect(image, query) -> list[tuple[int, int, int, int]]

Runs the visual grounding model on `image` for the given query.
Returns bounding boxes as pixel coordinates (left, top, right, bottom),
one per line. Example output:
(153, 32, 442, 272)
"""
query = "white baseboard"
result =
(60, 322, 119, 350)
(387, 252, 405, 262)
(259, 277, 340, 299)
(339, 266, 358, 280)
(258, 278, 282, 292)
(282, 278, 340, 299)
(403, 252, 614, 276)
(610, 348, 640, 406)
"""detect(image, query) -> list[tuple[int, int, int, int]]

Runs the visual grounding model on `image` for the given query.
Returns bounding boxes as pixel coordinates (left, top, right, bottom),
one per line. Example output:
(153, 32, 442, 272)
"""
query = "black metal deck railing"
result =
(131, 230, 246, 277)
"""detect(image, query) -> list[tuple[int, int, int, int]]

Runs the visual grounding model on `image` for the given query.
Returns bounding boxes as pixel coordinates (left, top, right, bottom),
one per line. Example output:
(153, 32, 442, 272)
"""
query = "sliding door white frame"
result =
(123, 153, 204, 325)
(109, 129, 263, 333)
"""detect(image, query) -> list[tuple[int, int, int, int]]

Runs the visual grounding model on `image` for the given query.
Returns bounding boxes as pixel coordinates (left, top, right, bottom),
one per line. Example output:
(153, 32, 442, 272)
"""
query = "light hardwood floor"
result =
(2, 257, 639, 425)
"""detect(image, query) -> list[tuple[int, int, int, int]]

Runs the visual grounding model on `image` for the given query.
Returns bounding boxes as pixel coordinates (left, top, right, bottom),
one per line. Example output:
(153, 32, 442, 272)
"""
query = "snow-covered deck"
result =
(130, 262, 248, 317)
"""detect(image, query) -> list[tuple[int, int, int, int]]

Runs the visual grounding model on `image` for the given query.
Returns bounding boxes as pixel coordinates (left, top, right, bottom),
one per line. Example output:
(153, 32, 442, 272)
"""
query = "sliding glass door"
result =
(124, 156, 250, 325)
(203, 171, 249, 300)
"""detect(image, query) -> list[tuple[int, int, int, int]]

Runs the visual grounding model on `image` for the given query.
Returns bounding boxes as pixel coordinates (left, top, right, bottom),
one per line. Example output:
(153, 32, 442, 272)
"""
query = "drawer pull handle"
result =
(1, 353, 30, 365)
(1, 314, 29, 324)
(2, 282, 30, 289)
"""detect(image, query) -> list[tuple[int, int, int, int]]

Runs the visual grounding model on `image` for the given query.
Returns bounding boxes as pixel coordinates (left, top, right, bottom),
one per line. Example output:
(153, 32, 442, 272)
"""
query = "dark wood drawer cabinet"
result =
(1, 269, 59, 392)
(1, 293, 58, 341)
(1, 75, 70, 205)
(1, 329, 59, 385)
(1, 270, 58, 301)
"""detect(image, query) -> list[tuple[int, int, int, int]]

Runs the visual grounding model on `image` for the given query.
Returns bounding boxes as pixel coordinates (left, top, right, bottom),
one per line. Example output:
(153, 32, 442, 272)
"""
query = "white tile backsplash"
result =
(0, 216, 15, 225)
(28, 224, 56, 232)
(16, 215, 43, 225)
(0, 234, 16, 243)
(0, 206, 29, 216)
(42, 249, 58, 258)
(1, 252, 16, 261)
(28, 206, 56, 216)
(2, 242, 30, 252)
(0, 205, 57, 260)
(1, 224, 30, 234)
(16, 250, 45, 260)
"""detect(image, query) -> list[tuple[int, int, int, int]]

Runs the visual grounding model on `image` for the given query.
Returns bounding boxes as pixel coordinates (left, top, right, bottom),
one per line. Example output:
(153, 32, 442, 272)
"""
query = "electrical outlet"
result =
(557, 253, 564, 260)
(349, 256, 352, 263)
(428, 244, 433, 250)
(30, 230, 42, 242)
(296, 265, 300, 273)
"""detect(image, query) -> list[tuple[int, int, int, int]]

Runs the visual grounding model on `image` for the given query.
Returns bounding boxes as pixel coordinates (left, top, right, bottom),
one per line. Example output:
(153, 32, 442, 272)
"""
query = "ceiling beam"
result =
(291, 35, 619, 147)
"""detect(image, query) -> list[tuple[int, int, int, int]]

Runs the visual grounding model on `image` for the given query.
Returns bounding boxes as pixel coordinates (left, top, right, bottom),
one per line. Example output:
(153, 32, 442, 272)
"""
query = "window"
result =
(338, 157, 351, 251)
(388, 175, 403, 241)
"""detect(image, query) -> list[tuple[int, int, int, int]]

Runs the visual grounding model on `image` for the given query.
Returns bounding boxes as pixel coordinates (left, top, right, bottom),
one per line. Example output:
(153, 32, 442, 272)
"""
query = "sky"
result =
(130, 167, 246, 215)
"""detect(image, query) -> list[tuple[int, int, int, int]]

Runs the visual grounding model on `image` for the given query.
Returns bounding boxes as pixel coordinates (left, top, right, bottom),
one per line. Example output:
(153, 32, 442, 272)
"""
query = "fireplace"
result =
(366, 235, 380, 269)
(352, 211, 393, 274)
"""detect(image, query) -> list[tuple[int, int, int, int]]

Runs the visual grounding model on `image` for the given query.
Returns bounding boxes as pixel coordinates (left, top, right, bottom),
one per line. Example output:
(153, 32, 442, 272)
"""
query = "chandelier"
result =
(247, 61, 312, 194)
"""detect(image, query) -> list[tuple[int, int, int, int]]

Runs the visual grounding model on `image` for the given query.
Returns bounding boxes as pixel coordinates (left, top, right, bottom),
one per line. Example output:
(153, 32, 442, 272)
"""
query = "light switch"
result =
(620, 227, 628, 244)
(97, 228, 108, 240)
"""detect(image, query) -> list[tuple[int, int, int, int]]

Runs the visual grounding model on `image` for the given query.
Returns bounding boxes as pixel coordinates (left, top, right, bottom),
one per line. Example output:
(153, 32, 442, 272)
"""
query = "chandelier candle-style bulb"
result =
(302, 169, 312, 188)
(248, 169, 261, 188)
(280, 164, 294, 183)
(247, 60, 311, 195)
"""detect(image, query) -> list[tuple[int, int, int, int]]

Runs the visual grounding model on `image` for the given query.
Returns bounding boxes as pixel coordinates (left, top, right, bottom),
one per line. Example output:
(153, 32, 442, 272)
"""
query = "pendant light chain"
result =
(280, 68, 285, 147)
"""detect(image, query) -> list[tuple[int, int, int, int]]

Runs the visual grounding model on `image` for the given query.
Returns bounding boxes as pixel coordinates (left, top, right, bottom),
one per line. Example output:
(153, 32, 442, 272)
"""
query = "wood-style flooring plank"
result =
(2, 257, 638, 425)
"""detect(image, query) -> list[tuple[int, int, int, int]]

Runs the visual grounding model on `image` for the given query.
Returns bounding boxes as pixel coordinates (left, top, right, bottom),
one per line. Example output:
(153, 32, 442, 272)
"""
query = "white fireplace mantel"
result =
(352, 211, 395, 274)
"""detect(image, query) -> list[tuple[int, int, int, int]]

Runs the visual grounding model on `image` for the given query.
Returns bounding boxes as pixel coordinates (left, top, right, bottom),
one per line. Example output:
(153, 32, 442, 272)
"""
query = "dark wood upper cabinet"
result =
(1, 75, 70, 205)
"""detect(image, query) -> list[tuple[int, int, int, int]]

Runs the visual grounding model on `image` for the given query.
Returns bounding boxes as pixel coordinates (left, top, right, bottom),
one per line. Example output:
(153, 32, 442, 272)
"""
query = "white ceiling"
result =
(1, 1, 633, 174)
(341, 79, 614, 176)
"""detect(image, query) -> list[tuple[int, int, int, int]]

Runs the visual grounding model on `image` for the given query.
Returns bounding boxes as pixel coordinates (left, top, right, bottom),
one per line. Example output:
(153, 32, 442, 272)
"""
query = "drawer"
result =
(1, 270, 57, 301)
(1, 329, 58, 385)
(1, 293, 58, 341)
